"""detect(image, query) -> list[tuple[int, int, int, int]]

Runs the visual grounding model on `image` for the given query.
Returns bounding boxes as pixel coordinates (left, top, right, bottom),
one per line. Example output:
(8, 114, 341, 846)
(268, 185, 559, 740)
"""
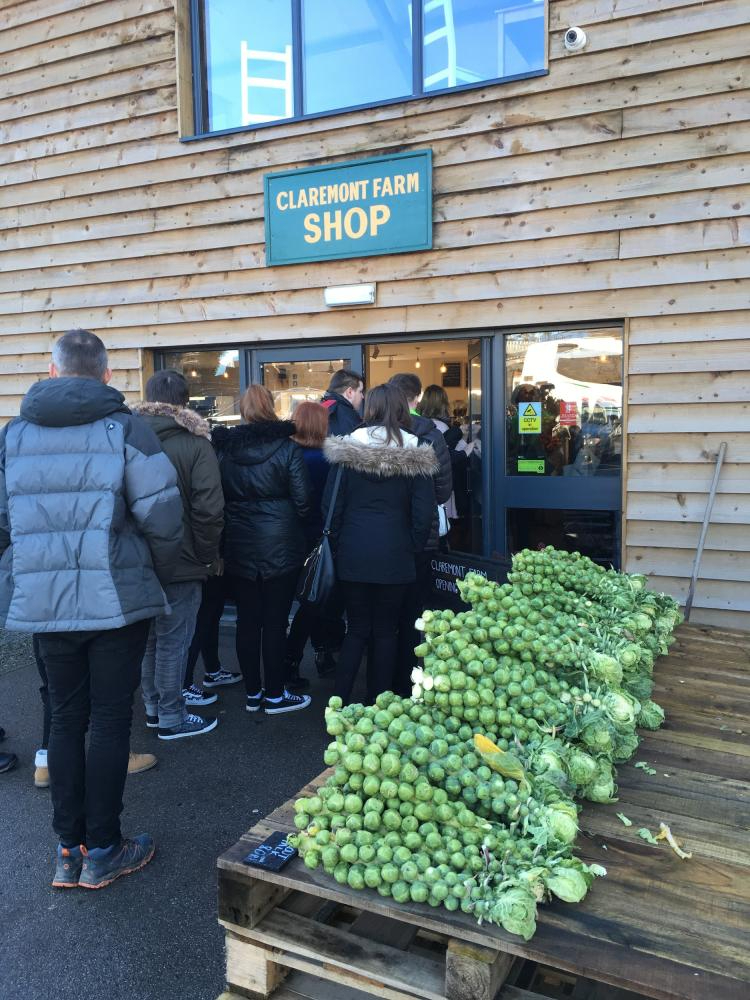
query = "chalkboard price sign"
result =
(243, 832, 298, 872)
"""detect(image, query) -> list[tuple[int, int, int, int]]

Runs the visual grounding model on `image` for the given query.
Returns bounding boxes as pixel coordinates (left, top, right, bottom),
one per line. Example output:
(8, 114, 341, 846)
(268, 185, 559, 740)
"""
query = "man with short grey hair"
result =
(0, 328, 183, 890)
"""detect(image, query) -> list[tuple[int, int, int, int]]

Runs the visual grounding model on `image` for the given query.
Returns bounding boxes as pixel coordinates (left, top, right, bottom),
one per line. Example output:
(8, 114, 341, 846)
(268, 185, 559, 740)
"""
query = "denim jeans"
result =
(37, 619, 151, 850)
(335, 582, 407, 705)
(228, 570, 299, 699)
(141, 581, 202, 727)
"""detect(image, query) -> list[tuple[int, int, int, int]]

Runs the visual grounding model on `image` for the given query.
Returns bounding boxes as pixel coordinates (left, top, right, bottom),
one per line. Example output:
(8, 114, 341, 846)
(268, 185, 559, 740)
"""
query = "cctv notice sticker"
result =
(518, 402, 542, 434)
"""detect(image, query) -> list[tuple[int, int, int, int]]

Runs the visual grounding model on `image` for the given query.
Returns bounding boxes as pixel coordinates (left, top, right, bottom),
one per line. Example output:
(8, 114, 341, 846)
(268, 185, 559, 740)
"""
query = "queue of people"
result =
(0, 329, 456, 891)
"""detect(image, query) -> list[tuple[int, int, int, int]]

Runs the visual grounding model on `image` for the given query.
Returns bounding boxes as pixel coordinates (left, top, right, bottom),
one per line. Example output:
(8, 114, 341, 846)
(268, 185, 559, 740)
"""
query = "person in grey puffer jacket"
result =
(0, 329, 183, 891)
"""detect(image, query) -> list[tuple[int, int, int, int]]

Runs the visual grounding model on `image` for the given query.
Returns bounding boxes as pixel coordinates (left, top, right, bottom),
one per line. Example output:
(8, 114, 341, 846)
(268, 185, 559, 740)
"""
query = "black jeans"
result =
(37, 619, 151, 850)
(228, 570, 299, 699)
(184, 575, 227, 686)
(33, 635, 51, 750)
(336, 582, 407, 705)
(395, 550, 432, 697)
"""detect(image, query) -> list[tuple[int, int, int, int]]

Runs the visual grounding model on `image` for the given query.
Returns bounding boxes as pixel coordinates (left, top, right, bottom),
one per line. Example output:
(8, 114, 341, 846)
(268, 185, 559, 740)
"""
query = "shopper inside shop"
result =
(321, 368, 364, 435)
(321, 383, 437, 704)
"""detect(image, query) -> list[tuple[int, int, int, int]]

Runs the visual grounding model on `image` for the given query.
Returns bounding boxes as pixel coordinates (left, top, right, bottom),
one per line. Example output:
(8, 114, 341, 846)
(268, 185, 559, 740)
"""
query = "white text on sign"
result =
(272, 171, 421, 245)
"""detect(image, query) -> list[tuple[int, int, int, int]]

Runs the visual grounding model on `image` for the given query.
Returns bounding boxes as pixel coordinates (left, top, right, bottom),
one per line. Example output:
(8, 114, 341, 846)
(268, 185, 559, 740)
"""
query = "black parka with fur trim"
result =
(322, 428, 438, 585)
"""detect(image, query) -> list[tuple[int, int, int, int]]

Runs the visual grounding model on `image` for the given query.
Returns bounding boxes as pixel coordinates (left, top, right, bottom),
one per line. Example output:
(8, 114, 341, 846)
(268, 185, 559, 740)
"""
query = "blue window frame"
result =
(188, 0, 547, 138)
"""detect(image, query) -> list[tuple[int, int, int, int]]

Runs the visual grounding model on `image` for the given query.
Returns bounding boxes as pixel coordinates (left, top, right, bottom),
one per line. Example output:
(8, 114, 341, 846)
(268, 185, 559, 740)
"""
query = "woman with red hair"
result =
(284, 401, 336, 690)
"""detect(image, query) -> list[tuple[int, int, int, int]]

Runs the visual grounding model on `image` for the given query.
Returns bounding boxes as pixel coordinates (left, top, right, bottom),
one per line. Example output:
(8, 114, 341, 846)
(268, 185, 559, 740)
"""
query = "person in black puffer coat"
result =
(213, 385, 311, 716)
(322, 384, 437, 705)
(388, 373, 453, 696)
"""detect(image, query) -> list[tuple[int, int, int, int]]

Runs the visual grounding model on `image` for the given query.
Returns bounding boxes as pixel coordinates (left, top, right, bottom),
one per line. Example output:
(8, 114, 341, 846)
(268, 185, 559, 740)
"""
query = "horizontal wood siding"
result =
(0, 0, 748, 625)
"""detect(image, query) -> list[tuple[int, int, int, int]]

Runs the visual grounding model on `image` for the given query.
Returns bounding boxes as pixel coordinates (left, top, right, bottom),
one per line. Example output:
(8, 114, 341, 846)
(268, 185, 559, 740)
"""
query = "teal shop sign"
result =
(264, 150, 432, 266)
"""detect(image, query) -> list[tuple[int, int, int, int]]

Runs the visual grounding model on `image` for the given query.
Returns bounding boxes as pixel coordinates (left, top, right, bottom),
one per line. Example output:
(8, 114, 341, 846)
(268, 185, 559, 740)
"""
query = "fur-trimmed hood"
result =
(324, 434, 438, 478)
(131, 401, 211, 440)
(212, 419, 297, 465)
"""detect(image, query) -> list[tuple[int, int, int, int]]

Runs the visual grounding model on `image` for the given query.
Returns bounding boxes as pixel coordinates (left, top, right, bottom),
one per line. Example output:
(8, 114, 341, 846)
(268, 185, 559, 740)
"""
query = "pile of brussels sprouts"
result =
(289, 548, 681, 941)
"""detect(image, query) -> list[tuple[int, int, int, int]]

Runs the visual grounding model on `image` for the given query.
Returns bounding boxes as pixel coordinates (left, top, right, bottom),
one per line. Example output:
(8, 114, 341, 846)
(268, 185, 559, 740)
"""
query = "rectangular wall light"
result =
(323, 283, 376, 307)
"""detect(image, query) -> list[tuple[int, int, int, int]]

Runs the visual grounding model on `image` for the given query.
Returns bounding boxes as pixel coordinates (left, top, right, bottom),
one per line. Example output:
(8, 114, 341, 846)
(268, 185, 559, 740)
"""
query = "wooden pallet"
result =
(218, 625, 750, 1000)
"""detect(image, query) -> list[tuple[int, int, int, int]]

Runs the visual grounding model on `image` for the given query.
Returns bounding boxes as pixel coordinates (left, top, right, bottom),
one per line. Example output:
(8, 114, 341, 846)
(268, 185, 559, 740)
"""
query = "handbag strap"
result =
(323, 465, 343, 535)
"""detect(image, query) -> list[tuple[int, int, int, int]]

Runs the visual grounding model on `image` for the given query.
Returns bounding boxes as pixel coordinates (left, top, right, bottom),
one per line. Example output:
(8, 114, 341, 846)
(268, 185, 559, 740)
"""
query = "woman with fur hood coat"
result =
(322, 384, 437, 705)
(212, 385, 312, 716)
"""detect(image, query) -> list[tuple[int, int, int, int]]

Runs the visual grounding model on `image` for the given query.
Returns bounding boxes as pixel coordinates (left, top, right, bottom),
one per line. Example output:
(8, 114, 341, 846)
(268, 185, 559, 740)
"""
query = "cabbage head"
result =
(612, 729, 640, 763)
(546, 801, 579, 844)
(637, 699, 665, 730)
(588, 652, 622, 687)
(565, 748, 598, 787)
(545, 866, 589, 903)
(583, 761, 617, 802)
(490, 887, 538, 940)
(603, 691, 640, 729)
(581, 719, 614, 755)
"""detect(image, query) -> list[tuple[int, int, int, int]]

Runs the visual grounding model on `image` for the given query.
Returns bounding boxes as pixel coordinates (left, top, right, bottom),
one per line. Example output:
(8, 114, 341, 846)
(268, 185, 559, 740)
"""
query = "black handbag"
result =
(296, 465, 342, 608)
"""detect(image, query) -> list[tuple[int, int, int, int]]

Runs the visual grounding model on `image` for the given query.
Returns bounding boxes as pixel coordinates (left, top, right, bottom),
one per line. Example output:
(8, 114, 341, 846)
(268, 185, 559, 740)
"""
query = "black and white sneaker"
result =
(145, 714, 159, 729)
(246, 690, 265, 713)
(183, 684, 218, 707)
(203, 669, 242, 689)
(158, 713, 218, 741)
(264, 690, 312, 715)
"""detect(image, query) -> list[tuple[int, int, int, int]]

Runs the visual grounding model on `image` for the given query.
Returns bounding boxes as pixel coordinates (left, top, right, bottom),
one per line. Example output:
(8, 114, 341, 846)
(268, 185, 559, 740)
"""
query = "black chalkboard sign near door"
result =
(428, 552, 510, 611)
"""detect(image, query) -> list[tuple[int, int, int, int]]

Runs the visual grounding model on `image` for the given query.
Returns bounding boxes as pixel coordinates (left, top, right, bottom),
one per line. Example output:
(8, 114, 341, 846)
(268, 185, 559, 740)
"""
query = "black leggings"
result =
(184, 575, 226, 686)
(335, 582, 407, 705)
(228, 570, 299, 699)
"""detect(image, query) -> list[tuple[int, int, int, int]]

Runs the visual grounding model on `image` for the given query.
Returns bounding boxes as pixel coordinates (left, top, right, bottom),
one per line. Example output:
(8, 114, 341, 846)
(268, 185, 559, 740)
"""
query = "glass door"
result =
(500, 327, 623, 566)
(249, 345, 364, 419)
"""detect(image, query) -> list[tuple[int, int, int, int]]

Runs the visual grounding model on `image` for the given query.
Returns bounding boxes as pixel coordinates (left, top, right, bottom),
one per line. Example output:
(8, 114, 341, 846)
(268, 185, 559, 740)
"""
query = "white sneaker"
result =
(183, 684, 218, 706)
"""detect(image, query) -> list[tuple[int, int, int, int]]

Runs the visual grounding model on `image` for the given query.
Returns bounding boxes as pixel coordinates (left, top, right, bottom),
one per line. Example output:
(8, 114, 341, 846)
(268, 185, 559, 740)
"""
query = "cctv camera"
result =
(564, 26, 587, 52)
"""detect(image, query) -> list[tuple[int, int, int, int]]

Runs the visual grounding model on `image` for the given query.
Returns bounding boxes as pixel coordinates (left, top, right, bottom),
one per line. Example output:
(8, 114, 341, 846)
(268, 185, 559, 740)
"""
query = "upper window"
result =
(193, 0, 547, 135)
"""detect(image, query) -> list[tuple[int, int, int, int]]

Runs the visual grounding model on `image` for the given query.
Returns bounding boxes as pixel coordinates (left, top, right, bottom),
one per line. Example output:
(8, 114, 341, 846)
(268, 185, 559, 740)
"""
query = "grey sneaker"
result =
(52, 844, 83, 889)
(79, 835, 154, 890)
(158, 713, 218, 741)
(203, 669, 242, 688)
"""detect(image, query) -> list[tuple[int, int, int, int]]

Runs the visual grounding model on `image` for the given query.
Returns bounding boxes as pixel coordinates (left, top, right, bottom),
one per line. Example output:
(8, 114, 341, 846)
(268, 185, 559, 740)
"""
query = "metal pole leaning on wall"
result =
(684, 441, 727, 622)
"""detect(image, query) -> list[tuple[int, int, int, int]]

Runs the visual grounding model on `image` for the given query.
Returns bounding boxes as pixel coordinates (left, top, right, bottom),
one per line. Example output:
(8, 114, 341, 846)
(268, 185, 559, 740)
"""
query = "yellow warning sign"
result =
(519, 401, 541, 434)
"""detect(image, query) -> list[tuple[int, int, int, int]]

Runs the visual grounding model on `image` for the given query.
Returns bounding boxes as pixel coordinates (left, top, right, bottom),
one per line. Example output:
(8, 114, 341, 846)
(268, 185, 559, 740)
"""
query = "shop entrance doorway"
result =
(251, 337, 486, 556)
(159, 324, 623, 569)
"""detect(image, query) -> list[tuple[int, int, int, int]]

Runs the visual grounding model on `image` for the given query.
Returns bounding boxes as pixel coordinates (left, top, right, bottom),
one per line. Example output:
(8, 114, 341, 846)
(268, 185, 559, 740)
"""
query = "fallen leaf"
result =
(638, 828, 660, 846)
(616, 813, 633, 827)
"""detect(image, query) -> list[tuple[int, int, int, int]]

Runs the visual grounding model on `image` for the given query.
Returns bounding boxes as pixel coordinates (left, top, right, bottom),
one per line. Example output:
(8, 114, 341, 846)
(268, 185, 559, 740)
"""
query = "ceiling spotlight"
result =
(190, 369, 198, 377)
(439, 355, 447, 374)
(415, 349, 421, 370)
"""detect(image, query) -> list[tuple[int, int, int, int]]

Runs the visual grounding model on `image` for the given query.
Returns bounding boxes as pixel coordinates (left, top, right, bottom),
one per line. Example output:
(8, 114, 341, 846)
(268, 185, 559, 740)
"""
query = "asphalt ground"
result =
(0, 626, 346, 1000)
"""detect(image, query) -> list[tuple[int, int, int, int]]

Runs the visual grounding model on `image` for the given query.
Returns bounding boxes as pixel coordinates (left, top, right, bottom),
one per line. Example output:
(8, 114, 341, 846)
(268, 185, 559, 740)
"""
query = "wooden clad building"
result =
(0, 0, 748, 627)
